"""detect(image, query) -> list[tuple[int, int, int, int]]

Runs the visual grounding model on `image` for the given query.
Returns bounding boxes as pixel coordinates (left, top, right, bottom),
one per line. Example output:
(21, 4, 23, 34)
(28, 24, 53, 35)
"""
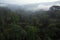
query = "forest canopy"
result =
(0, 5, 60, 40)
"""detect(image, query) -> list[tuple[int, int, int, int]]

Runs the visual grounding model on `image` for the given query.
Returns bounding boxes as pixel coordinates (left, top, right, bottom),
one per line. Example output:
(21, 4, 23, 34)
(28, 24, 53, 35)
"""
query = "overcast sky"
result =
(0, 0, 59, 5)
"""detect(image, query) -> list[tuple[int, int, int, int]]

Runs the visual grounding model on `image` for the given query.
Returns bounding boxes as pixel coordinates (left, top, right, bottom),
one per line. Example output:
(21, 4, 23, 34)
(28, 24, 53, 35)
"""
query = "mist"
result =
(0, 0, 60, 40)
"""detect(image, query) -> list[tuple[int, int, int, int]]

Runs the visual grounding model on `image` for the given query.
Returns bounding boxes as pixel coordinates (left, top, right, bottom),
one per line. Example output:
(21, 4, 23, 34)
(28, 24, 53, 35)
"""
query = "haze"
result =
(0, 0, 59, 5)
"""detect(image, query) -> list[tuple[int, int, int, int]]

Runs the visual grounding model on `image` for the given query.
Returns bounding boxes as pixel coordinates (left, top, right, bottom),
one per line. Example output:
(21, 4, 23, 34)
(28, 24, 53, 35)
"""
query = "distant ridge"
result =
(0, 1, 60, 11)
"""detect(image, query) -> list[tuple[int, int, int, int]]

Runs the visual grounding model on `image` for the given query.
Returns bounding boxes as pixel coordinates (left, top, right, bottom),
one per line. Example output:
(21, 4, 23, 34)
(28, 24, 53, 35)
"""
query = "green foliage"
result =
(0, 6, 60, 40)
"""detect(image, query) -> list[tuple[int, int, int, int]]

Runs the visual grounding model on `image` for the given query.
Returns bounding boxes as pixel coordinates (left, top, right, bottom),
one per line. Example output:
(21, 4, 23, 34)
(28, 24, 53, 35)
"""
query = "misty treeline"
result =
(0, 5, 60, 40)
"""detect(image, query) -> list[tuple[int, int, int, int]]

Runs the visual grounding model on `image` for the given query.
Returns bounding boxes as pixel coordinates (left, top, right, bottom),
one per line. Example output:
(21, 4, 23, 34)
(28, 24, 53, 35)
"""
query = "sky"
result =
(0, 0, 59, 5)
